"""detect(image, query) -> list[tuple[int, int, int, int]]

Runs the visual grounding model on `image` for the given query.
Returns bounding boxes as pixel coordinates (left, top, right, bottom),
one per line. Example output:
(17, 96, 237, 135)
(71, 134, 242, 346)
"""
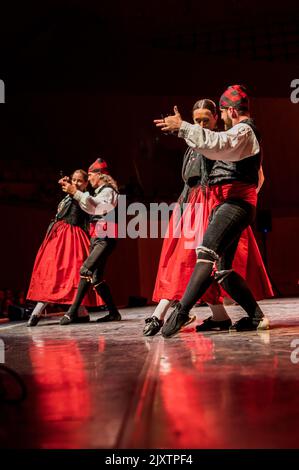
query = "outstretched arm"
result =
(154, 107, 260, 162)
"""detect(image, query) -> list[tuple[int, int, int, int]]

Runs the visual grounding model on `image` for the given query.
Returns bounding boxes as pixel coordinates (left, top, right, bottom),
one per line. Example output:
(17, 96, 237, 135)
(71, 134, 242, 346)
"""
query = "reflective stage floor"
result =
(1, 298, 299, 449)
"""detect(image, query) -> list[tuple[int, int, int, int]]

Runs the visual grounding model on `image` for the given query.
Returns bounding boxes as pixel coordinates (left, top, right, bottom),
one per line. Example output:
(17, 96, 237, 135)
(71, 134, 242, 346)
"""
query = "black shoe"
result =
(230, 316, 270, 332)
(161, 304, 196, 338)
(27, 314, 41, 327)
(59, 313, 75, 325)
(60, 306, 90, 325)
(59, 312, 83, 325)
(96, 311, 121, 322)
(143, 316, 164, 336)
(196, 316, 232, 332)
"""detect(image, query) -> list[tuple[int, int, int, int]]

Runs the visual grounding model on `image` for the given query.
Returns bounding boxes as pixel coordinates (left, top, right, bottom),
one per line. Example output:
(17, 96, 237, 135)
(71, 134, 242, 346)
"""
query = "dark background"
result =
(0, 0, 299, 305)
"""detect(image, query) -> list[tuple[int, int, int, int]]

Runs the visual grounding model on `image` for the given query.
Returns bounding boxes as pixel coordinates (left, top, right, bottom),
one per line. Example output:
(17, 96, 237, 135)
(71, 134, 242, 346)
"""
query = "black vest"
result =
(207, 119, 262, 187)
(181, 147, 213, 188)
(179, 147, 213, 205)
(56, 195, 89, 230)
(45, 195, 89, 235)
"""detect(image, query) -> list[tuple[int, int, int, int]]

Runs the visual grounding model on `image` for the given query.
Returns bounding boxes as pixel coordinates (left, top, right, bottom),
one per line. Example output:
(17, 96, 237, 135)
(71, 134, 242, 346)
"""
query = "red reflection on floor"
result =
(98, 336, 106, 353)
(158, 334, 222, 448)
(29, 339, 91, 447)
(156, 333, 285, 448)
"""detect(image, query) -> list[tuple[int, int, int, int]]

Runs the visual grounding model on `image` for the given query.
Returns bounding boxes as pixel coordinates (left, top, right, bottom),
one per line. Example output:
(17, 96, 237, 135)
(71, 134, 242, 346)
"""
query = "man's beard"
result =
(224, 117, 233, 130)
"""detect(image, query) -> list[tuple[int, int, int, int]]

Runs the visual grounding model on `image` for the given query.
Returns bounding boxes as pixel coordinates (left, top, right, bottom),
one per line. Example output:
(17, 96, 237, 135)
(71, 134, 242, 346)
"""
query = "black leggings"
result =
(181, 199, 264, 320)
(68, 237, 117, 315)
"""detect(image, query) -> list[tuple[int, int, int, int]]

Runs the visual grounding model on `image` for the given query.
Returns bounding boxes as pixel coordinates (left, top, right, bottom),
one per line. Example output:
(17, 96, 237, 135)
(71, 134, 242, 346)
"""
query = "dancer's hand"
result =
(58, 176, 70, 185)
(154, 106, 182, 132)
(61, 181, 77, 195)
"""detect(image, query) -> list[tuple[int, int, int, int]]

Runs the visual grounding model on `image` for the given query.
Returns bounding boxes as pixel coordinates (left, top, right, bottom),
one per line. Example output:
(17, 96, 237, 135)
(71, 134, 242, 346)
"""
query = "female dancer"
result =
(27, 169, 103, 326)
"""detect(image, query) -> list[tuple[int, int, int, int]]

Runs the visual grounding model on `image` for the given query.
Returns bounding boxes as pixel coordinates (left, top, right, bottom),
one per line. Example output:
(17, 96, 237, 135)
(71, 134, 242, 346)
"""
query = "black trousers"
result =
(68, 237, 117, 316)
(83, 237, 117, 285)
(181, 199, 264, 320)
(202, 199, 256, 268)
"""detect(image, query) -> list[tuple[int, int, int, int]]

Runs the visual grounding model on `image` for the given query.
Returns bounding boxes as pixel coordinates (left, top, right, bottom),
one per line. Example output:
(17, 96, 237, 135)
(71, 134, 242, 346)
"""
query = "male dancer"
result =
(60, 158, 121, 325)
(154, 85, 270, 336)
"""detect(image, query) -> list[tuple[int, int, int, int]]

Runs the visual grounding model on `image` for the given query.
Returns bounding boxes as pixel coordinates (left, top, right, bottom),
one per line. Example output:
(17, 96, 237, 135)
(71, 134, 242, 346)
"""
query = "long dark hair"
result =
(99, 174, 118, 192)
(192, 99, 217, 117)
(71, 169, 88, 182)
(192, 99, 217, 194)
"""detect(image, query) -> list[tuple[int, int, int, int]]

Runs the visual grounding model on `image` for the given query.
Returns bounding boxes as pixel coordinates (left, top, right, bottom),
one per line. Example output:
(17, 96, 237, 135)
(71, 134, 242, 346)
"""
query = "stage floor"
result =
(1, 297, 299, 449)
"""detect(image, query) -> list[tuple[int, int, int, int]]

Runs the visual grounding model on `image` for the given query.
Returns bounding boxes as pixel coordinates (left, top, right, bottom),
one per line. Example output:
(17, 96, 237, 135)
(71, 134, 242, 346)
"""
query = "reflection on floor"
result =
(1, 298, 299, 449)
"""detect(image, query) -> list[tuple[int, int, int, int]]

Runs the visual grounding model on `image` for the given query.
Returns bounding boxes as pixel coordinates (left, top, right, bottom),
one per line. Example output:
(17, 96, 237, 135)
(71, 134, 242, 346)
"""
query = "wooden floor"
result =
(1, 297, 299, 449)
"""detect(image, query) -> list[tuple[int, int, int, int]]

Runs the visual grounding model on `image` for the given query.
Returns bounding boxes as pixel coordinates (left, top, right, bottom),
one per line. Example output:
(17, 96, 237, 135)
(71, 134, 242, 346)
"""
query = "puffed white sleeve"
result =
(178, 121, 260, 162)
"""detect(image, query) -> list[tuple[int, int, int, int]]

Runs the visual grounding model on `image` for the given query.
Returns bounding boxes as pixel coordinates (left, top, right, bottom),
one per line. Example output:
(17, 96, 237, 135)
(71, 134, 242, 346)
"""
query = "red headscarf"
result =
(219, 84, 249, 110)
(88, 158, 109, 175)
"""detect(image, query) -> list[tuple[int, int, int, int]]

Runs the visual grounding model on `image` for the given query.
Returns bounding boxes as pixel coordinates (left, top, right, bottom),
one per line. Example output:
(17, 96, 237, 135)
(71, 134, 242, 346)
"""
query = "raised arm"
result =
(61, 181, 117, 215)
(154, 106, 260, 162)
(73, 187, 118, 215)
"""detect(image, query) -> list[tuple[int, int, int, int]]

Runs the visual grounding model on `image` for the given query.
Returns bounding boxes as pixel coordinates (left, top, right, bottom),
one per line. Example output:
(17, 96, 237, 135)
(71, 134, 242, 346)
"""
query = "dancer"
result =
(146, 97, 272, 336)
(144, 99, 226, 336)
(154, 85, 270, 336)
(59, 158, 121, 325)
(27, 169, 103, 326)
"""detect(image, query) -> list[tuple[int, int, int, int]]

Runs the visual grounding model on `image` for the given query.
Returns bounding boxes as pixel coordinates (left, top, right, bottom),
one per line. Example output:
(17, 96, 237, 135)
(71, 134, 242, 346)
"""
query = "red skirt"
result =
(231, 226, 273, 300)
(27, 221, 104, 306)
(153, 187, 222, 304)
(153, 184, 273, 304)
